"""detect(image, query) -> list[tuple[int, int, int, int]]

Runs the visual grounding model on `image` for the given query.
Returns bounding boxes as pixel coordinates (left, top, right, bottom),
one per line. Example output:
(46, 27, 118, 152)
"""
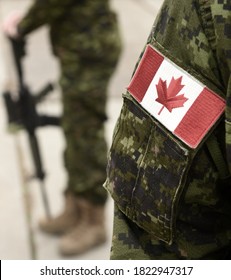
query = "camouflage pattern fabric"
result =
(18, 0, 122, 204)
(104, 0, 231, 259)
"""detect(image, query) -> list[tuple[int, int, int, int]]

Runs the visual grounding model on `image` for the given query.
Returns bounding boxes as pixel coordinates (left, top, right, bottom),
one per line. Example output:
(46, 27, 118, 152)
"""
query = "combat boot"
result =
(39, 191, 80, 235)
(59, 198, 106, 255)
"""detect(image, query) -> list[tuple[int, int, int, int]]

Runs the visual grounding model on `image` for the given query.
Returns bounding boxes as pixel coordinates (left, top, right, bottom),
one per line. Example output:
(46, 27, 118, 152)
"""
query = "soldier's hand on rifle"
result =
(2, 11, 23, 38)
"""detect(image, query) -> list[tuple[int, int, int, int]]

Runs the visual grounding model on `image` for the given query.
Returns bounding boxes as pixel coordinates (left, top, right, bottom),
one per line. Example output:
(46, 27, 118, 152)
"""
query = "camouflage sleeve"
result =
(206, 0, 231, 171)
(18, 0, 76, 36)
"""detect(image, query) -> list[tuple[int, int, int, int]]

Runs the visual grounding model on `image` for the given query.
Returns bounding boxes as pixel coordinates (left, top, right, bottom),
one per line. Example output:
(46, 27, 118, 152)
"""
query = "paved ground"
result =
(0, 0, 163, 260)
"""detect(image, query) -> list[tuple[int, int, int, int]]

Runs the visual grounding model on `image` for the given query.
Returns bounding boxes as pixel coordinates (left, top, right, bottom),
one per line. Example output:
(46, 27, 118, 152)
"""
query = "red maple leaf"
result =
(155, 76, 188, 115)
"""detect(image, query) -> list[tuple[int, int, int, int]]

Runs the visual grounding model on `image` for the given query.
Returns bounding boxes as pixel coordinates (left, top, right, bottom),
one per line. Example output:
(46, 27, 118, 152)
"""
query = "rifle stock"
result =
(2, 36, 61, 217)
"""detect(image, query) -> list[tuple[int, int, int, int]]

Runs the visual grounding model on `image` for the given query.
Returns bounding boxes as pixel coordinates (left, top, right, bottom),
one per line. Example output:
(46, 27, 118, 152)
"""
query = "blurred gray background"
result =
(0, 0, 163, 259)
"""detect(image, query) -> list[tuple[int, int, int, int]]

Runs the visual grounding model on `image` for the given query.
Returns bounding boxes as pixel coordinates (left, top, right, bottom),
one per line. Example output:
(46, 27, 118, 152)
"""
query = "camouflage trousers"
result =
(59, 52, 119, 205)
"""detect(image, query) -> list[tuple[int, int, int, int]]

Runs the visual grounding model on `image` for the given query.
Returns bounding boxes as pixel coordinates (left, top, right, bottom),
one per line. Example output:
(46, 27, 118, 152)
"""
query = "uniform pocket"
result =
(105, 96, 194, 244)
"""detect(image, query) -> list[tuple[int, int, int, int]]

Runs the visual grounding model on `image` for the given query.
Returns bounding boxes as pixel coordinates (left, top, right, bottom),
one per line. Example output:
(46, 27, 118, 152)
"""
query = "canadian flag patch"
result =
(127, 45, 225, 149)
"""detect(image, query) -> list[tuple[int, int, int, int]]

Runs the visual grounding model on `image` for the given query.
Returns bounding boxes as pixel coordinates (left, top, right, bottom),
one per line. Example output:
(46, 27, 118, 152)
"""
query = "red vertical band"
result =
(127, 45, 164, 102)
(174, 88, 225, 148)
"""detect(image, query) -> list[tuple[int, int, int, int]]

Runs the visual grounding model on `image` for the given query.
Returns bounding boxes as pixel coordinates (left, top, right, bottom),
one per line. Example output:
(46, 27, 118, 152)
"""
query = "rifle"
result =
(3, 37, 61, 218)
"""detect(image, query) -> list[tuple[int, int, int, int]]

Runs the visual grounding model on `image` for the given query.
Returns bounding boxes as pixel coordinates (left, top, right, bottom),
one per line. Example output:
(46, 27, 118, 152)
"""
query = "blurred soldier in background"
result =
(105, 0, 231, 259)
(3, 0, 121, 256)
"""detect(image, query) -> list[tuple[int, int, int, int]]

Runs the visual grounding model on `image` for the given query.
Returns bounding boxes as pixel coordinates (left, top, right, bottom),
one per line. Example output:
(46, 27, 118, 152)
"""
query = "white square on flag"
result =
(127, 45, 225, 148)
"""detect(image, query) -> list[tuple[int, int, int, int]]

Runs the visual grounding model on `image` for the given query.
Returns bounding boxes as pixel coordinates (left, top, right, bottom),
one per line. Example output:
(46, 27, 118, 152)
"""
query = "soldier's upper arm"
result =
(210, 1, 231, 88)
(18, 0, 76, 35)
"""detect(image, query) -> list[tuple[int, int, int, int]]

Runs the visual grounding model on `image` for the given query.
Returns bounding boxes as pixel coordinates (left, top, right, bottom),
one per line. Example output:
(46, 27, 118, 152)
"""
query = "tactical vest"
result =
(104, 0, 231, 244)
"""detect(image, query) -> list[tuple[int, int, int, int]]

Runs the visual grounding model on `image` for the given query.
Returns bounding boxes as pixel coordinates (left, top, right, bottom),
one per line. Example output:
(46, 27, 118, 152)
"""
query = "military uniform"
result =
(18, 0, 121, 204)
(104, 0, 231, 259)
(17, 0, 121, 255)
